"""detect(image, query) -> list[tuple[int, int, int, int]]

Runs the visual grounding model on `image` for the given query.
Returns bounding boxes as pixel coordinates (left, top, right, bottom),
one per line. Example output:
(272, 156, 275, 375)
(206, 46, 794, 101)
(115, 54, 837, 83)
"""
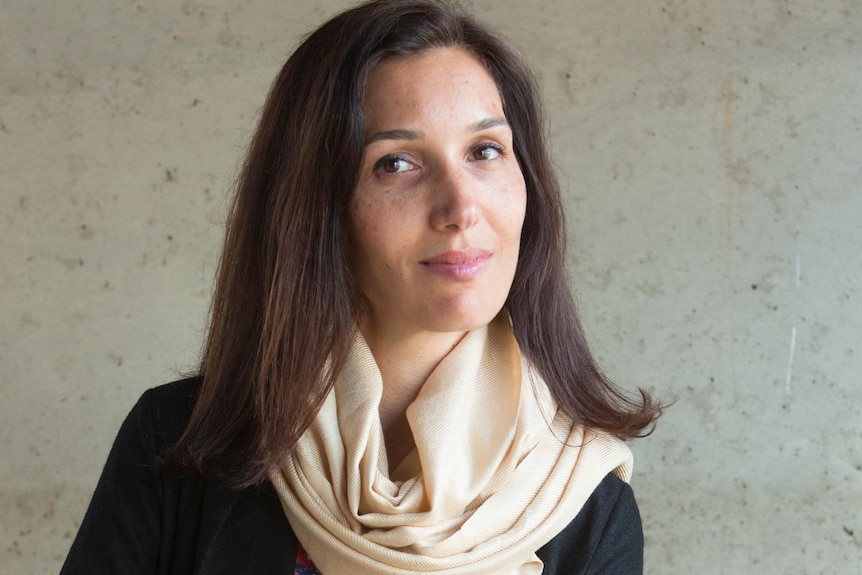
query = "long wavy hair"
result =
(167, 0, 663, 486)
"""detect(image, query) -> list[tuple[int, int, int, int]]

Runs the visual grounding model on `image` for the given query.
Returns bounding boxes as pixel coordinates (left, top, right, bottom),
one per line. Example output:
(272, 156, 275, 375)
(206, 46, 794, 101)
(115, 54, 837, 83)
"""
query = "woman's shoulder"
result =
(120, 376, 202, 453)
(138, 376, 201, 409)
(537, 472, 643, 574)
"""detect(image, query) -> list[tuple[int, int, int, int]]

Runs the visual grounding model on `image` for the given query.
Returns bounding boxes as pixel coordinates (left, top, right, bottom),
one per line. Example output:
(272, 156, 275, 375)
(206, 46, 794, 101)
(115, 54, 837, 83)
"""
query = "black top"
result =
(60, 378, 644, 574)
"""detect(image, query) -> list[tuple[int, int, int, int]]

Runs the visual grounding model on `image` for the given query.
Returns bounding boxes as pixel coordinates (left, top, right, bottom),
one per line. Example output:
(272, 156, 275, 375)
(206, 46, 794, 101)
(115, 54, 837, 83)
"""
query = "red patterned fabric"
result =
(294, 544, 323, 575)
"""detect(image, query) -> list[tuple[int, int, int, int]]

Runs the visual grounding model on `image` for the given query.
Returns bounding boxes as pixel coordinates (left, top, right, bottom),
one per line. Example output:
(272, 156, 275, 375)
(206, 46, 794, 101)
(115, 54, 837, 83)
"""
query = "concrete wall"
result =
(2, 1, 860, 573)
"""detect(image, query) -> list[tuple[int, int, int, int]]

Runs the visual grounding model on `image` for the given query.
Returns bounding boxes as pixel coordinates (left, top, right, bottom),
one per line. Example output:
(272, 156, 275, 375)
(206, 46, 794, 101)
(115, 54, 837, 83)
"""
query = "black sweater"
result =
(60, 378, 644, 574)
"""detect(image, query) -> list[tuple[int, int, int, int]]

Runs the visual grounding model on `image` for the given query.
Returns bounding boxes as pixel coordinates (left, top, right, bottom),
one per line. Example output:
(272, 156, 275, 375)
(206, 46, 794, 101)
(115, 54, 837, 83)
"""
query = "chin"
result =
(424, 298, 506, 334)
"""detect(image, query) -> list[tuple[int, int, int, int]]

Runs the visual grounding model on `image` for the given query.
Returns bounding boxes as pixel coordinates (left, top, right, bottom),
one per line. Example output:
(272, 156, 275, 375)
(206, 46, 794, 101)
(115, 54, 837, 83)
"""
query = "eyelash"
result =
(469, 142, 505, 161)
(373, 155, 415, 174)
(372, 142, 506, 175)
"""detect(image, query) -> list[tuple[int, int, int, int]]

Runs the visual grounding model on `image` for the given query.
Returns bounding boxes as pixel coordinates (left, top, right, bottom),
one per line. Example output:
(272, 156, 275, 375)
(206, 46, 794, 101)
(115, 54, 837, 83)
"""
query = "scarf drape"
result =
(269, 315, 633, 574)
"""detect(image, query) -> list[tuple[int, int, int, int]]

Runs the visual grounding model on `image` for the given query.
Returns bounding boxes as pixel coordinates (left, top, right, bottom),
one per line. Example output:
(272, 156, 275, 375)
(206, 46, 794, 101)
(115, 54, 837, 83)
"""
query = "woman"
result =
(61, 0, 663, 573)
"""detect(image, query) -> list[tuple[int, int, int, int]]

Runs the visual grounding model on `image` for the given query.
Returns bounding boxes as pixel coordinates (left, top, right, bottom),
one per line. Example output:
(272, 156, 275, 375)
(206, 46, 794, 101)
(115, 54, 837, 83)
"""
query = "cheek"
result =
(347, 200, 374, 280)
(351, 187, 423, 247)
(502, 175, 528, 243)
(349, 198, 409, 277)
(349, 191, 387, 246)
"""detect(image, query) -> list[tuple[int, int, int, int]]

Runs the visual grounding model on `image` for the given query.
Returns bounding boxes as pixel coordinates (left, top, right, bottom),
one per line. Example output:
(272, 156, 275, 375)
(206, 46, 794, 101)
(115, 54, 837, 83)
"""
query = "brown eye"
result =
(375, 155, 415, 174)
(470, 143, 503, 161)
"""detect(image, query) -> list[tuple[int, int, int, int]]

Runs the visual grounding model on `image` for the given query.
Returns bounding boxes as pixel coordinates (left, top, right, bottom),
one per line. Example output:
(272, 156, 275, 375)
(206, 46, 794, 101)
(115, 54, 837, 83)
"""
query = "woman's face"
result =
(349, 47, 527, 343)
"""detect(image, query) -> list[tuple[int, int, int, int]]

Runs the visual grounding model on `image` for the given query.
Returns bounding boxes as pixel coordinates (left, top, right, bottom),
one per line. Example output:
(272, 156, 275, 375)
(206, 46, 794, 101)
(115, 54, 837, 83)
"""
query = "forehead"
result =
(362, 48, 504, 130)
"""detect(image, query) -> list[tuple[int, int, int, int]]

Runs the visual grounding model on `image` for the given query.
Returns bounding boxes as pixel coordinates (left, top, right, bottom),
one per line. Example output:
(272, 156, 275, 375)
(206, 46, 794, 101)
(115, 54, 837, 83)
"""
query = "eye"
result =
(374, 155, 417, 174)
(469, 143, 504, 162)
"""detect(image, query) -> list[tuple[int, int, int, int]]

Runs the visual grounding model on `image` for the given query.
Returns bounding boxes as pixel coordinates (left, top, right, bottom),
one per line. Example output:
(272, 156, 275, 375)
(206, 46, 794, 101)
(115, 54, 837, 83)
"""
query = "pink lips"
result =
(420, 248, 492, 280)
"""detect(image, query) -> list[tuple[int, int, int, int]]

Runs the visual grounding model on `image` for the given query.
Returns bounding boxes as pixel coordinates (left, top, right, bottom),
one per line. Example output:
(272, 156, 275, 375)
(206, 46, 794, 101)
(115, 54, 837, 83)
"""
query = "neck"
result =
(358, 320, 467, 470)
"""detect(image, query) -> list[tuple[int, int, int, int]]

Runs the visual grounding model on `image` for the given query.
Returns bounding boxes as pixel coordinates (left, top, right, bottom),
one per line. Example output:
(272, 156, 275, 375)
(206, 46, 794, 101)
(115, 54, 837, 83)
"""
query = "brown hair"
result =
(167, 0, 664, 486)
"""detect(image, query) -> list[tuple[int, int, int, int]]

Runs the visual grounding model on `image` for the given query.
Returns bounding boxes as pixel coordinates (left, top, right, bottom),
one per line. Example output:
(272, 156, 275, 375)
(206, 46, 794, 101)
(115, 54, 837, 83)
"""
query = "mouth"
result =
(420, 248, 492, 280)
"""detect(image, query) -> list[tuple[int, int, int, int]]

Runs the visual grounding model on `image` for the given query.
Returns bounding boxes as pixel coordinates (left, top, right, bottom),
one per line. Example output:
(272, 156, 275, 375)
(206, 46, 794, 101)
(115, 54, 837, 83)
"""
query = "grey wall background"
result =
(2, 0, 860, 573)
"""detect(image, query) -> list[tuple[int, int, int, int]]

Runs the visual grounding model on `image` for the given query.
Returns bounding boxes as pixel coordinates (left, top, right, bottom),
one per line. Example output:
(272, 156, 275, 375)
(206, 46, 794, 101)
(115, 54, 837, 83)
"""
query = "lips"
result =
(420, 248, 492, 280)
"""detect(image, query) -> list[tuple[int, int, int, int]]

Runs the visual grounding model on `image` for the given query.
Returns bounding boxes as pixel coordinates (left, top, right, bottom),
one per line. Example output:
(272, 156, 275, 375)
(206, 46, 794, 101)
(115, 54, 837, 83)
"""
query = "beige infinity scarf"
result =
(269, 315, 633, 575)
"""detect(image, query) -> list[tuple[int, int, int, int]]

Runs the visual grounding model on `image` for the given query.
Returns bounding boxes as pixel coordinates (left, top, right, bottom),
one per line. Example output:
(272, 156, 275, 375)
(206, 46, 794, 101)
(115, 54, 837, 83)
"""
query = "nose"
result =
(429, 164, 479, 231)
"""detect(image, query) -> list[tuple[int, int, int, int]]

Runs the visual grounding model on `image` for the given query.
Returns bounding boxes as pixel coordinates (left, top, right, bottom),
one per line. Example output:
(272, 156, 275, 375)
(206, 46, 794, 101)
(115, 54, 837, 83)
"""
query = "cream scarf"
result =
(269, 315, 633, 575)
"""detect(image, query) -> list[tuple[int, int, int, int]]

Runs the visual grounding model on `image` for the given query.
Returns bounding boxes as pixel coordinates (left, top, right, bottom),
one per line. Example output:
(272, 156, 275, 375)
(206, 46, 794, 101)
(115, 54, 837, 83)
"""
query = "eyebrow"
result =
(365, 128, 421, 145)
(469, 117, 509, 132)
(364, 117, 510, 145)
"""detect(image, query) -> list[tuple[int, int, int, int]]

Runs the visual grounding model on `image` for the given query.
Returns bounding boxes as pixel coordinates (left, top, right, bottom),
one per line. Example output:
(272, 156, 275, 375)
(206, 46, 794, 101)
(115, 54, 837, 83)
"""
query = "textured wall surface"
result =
(1, 1, 860, 573)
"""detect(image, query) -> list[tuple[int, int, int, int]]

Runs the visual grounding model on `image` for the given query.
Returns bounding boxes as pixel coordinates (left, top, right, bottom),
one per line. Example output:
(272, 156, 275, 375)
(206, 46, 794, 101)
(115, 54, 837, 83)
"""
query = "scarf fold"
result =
(270, 315, 633, 574)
